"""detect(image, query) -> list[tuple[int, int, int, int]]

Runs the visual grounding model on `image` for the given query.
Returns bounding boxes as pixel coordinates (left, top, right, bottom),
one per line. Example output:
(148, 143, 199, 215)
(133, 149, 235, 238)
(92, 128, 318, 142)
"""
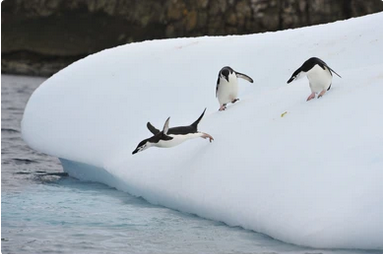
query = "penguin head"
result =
(132, 138, 153, 154)
(220, 66, 234, 82)
(287, 68, 303, 84)
(132, 117, 171, 155)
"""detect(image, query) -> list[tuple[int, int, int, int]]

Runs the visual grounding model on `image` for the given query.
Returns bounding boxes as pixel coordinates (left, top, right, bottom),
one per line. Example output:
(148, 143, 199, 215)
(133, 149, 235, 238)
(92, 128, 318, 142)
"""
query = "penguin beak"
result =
(132, 149, 138, 155)
(287, 76, 295, 84)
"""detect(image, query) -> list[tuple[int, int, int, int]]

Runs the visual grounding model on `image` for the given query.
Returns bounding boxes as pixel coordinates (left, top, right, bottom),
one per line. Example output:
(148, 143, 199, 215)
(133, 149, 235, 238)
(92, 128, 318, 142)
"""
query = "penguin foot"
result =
(219, 105, 227, 111)
(306, 93, 316, 101)
(232, 98, 239, 104)
(318, 90, 326, 98)
(201, 133, 214, 142)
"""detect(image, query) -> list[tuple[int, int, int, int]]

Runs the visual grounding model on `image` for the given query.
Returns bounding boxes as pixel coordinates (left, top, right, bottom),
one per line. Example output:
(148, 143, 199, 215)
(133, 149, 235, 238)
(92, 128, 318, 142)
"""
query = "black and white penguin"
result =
(132, 108, 214, 154)
(216, 66, 254, 111)
(287, 57, 341, 101)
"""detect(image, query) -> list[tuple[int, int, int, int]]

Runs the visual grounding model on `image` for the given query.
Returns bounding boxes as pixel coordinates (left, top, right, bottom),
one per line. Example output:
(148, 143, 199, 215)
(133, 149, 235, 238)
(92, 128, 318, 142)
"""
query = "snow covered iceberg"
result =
(22, 13, 383, 250)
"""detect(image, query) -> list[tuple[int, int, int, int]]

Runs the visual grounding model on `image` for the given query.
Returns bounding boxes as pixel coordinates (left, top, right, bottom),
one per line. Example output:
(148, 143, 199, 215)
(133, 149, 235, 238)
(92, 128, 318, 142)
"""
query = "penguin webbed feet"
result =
(201, 132, 214, 142)
(306, 92, 316, 101)
(318, 90, 327, 99)
(219, 104, 227, 111)
(219, 99, 240, 111)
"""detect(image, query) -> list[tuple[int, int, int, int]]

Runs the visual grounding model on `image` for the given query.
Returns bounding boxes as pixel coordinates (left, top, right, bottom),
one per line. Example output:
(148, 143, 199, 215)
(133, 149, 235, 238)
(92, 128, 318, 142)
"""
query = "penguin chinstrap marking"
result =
(132, 109, 214, 155)
(216, 66, 254, 111)
(287, 57, 342, 101)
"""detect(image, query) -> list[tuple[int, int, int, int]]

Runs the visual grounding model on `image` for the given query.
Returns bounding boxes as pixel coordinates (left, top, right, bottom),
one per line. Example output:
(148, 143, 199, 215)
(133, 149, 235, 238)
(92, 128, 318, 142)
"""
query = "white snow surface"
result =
(22, 13, 383, 250)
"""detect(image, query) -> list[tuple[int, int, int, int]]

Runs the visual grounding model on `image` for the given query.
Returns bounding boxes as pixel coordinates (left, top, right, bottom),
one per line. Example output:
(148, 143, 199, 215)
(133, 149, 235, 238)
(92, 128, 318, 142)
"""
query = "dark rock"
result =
(185, 10, 198, 31)
(2, 0, 383, 76)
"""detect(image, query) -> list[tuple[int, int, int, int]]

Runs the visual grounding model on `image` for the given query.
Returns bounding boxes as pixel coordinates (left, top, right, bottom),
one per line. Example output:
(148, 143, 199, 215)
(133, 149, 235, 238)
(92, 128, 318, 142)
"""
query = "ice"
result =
(22, 12, 383, 250)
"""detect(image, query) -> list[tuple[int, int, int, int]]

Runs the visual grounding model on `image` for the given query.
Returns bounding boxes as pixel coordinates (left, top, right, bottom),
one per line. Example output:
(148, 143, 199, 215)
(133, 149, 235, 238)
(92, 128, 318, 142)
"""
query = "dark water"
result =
(1, 74, 379, 254)
(1, 75, 62, 191)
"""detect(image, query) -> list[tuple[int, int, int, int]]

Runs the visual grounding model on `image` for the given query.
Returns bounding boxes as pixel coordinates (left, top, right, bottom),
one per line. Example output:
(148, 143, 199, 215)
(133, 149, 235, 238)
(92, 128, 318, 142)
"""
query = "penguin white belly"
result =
(307, 65, 332, 93)
(217, 78, 238, 105)
(156, 133, 202, 148)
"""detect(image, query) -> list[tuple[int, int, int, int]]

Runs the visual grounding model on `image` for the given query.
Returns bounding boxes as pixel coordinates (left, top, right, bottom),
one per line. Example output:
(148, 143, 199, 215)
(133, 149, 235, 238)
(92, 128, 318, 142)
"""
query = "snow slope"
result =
(22, 13, 383, 250)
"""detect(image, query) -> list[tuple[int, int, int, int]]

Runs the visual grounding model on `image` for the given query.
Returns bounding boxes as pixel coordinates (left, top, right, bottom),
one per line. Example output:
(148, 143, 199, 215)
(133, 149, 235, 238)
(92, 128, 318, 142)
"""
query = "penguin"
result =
(287, 57, 341, 101)
(132, 108, 214, 154)
(216, 66, 254, 111)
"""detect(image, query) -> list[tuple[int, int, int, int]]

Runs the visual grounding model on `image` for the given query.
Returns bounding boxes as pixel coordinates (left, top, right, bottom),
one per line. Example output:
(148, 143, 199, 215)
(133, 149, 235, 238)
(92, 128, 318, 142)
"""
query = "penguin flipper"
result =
(328, 67, 342, 78)
(162, 134, 173, 141)
(215, 77, 220, 97)
(191, 108, 206, 129)
(235, 72, 254, 83)
(162, 117, 170, 135)
(147, 122, 160, 134)
(317, 59, 342, 78)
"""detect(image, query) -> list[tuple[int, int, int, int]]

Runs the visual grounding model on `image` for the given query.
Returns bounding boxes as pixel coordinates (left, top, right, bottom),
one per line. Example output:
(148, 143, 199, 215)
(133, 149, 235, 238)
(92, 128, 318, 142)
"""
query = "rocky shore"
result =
(2, 0, 383, 76)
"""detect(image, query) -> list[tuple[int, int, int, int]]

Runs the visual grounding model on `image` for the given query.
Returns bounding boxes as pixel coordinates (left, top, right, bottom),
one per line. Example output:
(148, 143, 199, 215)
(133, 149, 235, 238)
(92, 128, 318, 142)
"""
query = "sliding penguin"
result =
(216, 66, 253, 111)
(287, 57, 341, 101)
(132, 108, 214, 154)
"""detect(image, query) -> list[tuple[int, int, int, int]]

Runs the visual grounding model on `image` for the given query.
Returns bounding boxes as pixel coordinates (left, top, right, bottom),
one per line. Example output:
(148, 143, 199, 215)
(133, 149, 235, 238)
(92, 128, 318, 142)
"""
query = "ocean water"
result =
(1, 74, 379, 254)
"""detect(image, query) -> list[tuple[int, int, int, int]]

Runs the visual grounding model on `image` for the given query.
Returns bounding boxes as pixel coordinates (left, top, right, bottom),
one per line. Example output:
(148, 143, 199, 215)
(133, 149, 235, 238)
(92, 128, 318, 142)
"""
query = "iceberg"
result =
(22, 12, 383, 250)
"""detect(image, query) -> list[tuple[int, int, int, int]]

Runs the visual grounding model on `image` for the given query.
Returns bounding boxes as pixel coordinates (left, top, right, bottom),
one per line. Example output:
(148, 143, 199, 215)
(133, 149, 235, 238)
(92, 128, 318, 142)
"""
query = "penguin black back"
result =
(167, 108, 206, 135)
(146, 108, 206, 136)
(287, 57, 341, 84)
(301, 57, 326, 72)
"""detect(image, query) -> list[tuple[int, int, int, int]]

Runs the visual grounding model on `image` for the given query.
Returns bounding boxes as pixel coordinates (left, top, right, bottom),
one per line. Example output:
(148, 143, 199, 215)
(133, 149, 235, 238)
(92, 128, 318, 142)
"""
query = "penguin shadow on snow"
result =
(287, 57, 342, 101)
(216, 66, 254, 111)
(132, 108, 214, 155)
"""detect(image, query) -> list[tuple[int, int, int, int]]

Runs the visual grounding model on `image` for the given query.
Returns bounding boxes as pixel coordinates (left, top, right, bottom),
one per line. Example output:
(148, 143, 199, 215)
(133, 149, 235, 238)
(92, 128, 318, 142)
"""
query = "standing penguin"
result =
(287, 57, 341, 101)
(216, 66, 253, 111)
(132, 109, 214, 155)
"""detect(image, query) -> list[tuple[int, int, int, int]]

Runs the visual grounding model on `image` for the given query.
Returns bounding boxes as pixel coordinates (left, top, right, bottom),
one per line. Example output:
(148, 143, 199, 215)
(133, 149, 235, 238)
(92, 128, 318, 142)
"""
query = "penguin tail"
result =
(191, 108, 207, 129)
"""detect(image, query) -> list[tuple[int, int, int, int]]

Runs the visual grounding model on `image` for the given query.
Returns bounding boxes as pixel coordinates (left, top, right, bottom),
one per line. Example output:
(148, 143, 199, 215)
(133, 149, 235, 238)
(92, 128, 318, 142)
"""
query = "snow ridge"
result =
(22, 13, 383, 250)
